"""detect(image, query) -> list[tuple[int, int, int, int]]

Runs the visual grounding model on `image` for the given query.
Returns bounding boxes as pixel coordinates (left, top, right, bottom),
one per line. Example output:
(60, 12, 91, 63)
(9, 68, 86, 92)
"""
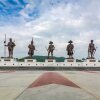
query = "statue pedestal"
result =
(65, 58, 75, 62)
(86, 58, 96, 62)
(0, 57, 17, 62)
(45, 59, 56, 62)
(24, 59, 37, 63)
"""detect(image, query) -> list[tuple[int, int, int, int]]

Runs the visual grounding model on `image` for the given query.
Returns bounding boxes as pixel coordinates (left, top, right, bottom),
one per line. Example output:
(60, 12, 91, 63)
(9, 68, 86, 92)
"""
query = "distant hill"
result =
(18, 56, 65, 62)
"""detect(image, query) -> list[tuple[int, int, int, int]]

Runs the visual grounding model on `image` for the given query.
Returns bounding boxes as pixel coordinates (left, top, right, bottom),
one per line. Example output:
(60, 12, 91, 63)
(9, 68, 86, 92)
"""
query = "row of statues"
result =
(4, 38, 97, 59)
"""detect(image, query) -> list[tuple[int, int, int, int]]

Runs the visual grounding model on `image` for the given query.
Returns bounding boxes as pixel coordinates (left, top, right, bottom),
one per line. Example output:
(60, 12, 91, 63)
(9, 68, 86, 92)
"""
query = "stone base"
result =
(24, 59, 37, 63)
(45, 59, 56, 62)
(0, 57, 15, 62)
(47, 59, 54, 62)
(66, 58, 74, 62)
(87, 57, 95, 59)
(4, 58, 11, 61)
(86, 58, 96, 62)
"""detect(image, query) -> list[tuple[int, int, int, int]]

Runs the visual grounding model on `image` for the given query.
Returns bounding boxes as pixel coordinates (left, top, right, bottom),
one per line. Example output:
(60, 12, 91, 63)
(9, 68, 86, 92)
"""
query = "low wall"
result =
(0, 58, 100, 67)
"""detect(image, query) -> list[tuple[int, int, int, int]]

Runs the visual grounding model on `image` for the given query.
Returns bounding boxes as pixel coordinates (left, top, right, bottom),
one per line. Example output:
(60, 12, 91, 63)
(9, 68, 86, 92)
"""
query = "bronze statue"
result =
(5, 38, 16, 58)
(66, 40, 74, 58)
(88, 40, 96, 59)
(28, 38, 35, 57)
(47, 41, 55, 59)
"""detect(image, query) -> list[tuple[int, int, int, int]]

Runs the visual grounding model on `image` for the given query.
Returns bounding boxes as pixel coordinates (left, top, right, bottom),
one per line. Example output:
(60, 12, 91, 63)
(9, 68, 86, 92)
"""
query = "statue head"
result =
(49, 41, 53, 44)
(91, 40, 93, 43)
(9, 38, 12, 42)
(68, 40, 73, 44)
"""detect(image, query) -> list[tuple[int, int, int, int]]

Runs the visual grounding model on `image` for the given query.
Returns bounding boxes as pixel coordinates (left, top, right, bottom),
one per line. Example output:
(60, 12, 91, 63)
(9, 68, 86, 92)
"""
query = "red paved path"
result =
(28, 72, 80, 88)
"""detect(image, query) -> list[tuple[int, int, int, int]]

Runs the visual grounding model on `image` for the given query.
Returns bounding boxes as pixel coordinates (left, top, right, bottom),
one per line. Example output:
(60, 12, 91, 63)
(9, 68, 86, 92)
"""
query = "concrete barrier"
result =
(0, 58, 100, 67)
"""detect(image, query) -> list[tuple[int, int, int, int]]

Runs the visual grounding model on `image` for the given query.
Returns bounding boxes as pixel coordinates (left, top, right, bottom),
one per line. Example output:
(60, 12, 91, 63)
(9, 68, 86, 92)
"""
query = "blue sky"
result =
(0, 0, 100, 59)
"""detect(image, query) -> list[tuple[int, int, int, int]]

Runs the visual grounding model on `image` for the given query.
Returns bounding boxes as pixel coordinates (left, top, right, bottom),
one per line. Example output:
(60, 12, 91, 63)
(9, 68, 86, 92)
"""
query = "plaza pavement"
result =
(0, 70, 100, 100)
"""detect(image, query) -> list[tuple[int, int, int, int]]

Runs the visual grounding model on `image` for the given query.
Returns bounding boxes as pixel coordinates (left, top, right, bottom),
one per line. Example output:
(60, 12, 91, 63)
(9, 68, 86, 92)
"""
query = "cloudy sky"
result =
(0, 0, 100, 59)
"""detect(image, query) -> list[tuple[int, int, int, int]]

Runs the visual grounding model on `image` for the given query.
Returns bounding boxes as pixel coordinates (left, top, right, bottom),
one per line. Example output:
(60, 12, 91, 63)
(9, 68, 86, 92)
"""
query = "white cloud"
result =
(0, 0, 100, 59)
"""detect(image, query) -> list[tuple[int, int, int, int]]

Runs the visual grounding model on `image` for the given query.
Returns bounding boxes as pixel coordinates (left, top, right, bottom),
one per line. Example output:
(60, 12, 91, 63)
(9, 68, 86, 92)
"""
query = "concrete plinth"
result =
(1, 58, 16, 62)
(65, 58, 75, 62)
(86, 58, 96, 62)
(24, 59, 37, 63)
(45, 59, 56, 63)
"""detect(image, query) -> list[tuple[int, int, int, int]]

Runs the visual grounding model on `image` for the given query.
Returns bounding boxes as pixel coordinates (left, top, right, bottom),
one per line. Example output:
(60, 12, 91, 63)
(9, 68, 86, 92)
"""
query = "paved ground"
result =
(0, 70, 100, 100)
